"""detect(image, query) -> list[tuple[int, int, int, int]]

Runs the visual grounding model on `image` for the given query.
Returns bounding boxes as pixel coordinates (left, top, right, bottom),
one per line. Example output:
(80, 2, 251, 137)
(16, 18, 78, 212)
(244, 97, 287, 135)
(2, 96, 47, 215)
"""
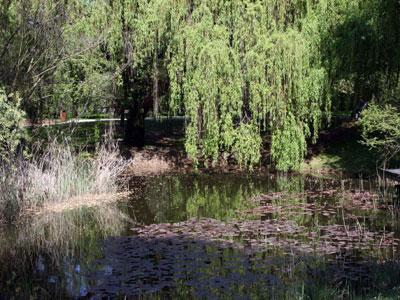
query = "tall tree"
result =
(167, 0, 330, 170)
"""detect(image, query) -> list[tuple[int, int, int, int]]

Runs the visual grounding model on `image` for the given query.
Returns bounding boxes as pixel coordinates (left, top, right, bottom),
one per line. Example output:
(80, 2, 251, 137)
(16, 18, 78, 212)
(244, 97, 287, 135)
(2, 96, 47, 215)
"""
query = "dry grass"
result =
(128, 151, 172, 176)
(0, 140, 131, 222)
(27, 192, 130, 215)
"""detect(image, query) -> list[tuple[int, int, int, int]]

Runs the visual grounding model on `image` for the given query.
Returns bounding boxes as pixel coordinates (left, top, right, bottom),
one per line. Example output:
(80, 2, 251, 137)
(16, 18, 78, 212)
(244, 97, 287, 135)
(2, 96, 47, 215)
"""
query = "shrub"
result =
(359, 103, 400, 166)
(0, 88, 25, 161)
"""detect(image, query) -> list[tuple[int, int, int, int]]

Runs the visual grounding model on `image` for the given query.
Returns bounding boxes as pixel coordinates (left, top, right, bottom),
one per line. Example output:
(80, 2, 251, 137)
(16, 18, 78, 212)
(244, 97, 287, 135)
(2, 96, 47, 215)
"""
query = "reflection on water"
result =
(1, 174, 400, 299)
(0, 205, 131, 299)
(130, 174, 310, 224)
(128, 174, 376, 224)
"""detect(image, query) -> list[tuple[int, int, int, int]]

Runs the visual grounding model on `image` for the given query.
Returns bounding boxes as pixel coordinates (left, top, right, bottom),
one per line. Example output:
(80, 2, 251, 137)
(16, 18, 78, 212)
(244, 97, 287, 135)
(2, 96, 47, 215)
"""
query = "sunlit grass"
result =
(301, 126, 379, 176)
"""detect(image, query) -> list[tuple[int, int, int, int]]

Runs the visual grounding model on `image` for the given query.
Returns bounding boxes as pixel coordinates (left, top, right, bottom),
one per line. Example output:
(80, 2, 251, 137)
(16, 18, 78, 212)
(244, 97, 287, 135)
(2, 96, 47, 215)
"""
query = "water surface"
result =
(1, 174, 399, 299)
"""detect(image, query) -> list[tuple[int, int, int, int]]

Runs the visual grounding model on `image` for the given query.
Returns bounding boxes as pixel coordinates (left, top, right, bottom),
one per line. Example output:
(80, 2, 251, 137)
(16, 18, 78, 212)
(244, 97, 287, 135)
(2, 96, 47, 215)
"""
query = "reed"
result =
(0, 140, 131, 222)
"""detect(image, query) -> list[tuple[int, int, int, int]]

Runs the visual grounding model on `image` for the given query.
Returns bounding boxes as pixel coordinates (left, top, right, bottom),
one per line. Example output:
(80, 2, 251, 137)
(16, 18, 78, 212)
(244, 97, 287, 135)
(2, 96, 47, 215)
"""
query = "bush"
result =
(359, 103, 400, 166)
(0, 88, 25, 161)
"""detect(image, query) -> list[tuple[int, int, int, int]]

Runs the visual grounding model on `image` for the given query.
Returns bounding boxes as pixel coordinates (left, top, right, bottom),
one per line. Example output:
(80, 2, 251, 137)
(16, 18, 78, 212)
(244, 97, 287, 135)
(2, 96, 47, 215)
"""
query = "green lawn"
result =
(301, 125, 380, 176)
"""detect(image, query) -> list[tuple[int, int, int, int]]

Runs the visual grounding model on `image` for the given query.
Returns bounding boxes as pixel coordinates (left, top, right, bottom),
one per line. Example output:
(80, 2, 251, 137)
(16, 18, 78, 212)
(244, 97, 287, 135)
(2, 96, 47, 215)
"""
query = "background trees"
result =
(1, 0, 399, 170)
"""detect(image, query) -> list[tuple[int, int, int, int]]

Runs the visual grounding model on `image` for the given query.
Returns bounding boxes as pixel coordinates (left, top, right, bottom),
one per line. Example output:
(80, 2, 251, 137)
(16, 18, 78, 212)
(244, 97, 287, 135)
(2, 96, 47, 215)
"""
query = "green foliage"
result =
(271, 113, 307, 171)
(167, 0, 330, 170)
(51, 0, 118, 116)
(0, 88, 25, 160)
(321, 0, 400, 111)
(232, 124, 262, 169)
(360, 103, 400, 164)
(165, 0, 399, 170)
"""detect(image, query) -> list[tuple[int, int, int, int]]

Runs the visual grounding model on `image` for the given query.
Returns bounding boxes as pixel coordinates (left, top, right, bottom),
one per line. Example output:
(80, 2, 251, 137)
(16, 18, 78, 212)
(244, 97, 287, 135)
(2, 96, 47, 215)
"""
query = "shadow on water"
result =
(91, 174, 400, 299)
(90, 234, 400, 299)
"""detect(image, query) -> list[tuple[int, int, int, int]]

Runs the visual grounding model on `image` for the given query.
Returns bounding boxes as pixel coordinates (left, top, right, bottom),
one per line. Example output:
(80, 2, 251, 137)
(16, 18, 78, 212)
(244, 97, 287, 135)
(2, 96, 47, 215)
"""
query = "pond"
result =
(1, 174, 400, 299)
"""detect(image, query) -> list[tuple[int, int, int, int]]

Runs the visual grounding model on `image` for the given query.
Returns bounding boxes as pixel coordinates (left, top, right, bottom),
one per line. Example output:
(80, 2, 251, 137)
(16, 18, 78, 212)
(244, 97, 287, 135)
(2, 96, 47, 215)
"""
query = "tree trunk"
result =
(119, 107, 125, 135)
(152, 32, 159, 118)
(153, 57, 159, 118)
(126, 102, 145, 147)
(120, 1, 145, 147)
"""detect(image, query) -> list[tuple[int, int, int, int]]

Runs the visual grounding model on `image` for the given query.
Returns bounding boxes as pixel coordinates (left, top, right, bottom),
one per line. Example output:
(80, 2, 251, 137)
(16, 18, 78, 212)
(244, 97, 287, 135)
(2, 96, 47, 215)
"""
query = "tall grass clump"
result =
(0, 140, 131, 222)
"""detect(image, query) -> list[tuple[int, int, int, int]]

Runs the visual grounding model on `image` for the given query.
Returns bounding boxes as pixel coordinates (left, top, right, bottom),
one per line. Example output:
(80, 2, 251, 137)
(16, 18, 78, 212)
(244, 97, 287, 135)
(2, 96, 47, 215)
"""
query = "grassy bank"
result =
(300, 124, 380, 177)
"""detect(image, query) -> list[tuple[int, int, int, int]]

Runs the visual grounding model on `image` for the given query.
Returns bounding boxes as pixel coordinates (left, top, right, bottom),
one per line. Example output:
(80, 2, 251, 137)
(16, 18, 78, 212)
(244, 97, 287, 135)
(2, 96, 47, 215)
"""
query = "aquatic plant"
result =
(131, 217, 399, 257)
(0, 140, 131, 222)
(91, 217, 400, 299)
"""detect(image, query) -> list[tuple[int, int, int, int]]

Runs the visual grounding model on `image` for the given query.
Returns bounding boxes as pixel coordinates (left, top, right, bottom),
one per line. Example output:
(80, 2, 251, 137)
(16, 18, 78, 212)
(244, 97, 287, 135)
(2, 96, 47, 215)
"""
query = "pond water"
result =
(1, 174, 400, 299)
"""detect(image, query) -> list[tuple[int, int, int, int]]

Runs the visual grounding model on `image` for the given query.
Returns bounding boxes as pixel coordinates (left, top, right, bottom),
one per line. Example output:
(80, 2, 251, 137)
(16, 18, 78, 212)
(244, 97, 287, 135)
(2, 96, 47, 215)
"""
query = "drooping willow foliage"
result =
(161, 0, 331, 170)
(164, 0, 399, 170)
(66, 0, 325, 169)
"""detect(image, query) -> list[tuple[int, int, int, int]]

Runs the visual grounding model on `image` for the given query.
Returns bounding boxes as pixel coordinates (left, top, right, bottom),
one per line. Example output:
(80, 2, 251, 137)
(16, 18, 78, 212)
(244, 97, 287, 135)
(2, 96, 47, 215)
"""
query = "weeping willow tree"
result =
(164, 0, 331, 170)
(164, 0, 400, 170)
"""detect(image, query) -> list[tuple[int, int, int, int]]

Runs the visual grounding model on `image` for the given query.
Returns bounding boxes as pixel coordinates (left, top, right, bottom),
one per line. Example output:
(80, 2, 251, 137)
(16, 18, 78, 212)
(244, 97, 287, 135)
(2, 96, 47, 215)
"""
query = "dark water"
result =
(1, 174, 400, 299)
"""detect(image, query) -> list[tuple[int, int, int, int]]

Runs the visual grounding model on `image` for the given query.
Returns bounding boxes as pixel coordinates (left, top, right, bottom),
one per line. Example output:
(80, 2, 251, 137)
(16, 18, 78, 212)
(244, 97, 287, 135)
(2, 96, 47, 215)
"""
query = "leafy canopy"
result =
(164, 0, 331, 170)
